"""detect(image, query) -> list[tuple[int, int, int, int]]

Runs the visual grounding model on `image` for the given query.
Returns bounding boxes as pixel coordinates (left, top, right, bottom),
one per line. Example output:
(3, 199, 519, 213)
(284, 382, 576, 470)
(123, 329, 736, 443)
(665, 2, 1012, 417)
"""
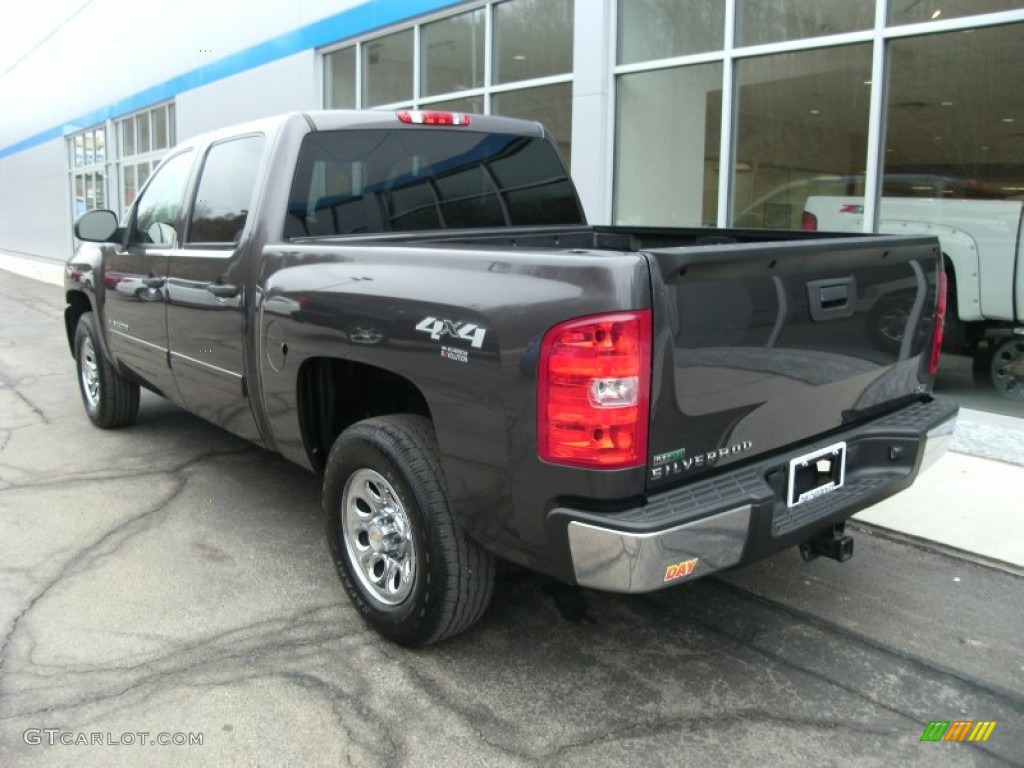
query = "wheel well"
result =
(64, 291, 92, 353)
(297, 358, 431, 472)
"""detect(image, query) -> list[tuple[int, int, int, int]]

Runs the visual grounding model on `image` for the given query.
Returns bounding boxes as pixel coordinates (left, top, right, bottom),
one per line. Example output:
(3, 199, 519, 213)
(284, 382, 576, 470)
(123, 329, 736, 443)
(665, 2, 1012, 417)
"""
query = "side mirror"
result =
(74, 209, 119, 242)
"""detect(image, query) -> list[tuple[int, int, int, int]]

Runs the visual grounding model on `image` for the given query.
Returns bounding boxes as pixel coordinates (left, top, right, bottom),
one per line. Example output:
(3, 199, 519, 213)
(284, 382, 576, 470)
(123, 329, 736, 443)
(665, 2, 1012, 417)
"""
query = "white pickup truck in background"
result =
(801, 178, 1024, 401)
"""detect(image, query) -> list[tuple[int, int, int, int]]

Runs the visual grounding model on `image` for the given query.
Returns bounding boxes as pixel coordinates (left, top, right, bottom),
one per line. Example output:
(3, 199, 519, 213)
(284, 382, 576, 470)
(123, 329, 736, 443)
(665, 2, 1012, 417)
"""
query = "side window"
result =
(130, 151, 193, 246)
(188, 135, 265, 244)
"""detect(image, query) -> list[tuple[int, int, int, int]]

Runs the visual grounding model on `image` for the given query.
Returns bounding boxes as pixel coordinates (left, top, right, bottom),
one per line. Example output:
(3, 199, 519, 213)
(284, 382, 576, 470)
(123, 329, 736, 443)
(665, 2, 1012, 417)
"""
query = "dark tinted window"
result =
(285, 129, 582, 237)
(188, 135, 264, 244)
(130, 151, 193, 246)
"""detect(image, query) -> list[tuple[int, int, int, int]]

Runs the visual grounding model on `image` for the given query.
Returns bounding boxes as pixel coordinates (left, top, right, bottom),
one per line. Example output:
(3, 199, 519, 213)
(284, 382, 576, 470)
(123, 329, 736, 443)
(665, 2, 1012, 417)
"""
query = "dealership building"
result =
(0, 0, 1021, 264)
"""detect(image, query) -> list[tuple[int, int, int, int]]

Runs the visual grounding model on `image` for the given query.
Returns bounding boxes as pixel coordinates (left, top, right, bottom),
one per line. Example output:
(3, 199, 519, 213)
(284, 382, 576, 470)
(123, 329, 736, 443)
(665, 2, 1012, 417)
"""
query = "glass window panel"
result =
(422, 9, 485, 97)
(737, 0, 873, 47)
(614, 63, 723, 227)
(882, 26, 1024, 407)
(132, 151, 193, 246)
(121, 119, 135, 158)
(137, 112, 151, 154)
(188, 136, 265, 243)
(94, 171, 106, 209)
(153, 107, 168, 150)
(168, 103, 175, 145)
(731, 45, 872, 230)
(491, 82, 573, 168)
(94, 129, 106, 165)
(890, 0, 1024, 26)
(123, 165, 137, 211)
(425, 96, 485, 113)
(74, 176, 85, 217)
(74, 136, 84, 168)
(138, 162, 151, 190)
(362, 29, 413, 107)
(83, 133, 95, 166)
(617, 0, 724, 65)
(325, 46, 357, 108)
(493, 0, 573, 84)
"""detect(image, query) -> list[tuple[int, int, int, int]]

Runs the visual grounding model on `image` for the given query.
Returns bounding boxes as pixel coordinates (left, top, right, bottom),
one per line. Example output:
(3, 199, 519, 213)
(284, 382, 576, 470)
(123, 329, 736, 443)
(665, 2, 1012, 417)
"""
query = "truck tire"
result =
(74, 312, 140, 428)
(990, 338, 1024, 400)
(323, 414, 495, 646)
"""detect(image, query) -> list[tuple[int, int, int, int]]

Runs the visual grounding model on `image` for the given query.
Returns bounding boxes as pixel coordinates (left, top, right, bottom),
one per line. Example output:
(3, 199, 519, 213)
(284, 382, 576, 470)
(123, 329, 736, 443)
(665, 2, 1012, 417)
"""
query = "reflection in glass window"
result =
(362, 29, 414, 107)
(132, 152, 193, 247)
(422, 10, 485, 97)
(493, 0, 573, 84)
(285, 129, 582, 237)
(731, 45, 872, 230)
(491, 83, 573, 167)
(890, 0, 1024, 26)
(736, 0, 873, 46)
(325, 46, 356, 108)
(614, 63, 723, 227)
(188, 136, 265, 244)
(617, 0, 724, 64)
(881, 25, 1024, 394)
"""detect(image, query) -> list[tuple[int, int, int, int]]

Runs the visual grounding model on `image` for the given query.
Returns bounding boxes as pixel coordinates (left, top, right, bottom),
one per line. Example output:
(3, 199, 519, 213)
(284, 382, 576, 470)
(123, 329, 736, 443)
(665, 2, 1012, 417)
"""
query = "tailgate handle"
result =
(808, 278, 856, 321)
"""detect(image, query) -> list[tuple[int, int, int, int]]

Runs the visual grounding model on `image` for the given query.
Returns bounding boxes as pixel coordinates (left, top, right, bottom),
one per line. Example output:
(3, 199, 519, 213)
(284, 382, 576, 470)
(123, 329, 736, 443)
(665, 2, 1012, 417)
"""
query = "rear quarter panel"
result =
(254, 242, 651, 574)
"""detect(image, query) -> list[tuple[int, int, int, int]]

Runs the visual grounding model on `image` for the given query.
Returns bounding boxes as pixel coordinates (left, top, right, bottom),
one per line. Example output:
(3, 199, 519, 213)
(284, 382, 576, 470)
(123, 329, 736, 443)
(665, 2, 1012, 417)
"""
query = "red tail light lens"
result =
(396, 110, 471, 126)
(537, 311, 651, 469)
(929, 270, 947, 376)
(801, 211, 818, 231)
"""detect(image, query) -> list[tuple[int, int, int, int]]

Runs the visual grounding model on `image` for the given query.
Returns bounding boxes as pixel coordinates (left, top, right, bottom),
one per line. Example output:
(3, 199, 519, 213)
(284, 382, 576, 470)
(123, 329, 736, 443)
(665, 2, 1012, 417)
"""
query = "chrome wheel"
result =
(991, 339, 1024, 401)
(79, 335, 101, 410)
(341, 468, 416, 605)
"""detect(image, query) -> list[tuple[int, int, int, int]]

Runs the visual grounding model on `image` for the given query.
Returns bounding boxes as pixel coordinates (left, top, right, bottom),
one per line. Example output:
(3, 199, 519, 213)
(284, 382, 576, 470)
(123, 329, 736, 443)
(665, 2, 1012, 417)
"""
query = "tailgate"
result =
(643, 235, 942, 489)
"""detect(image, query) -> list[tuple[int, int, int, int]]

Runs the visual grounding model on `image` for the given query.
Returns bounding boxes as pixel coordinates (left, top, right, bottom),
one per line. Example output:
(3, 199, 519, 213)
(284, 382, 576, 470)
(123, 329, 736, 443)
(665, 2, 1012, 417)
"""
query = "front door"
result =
(103, 150, 193, 398)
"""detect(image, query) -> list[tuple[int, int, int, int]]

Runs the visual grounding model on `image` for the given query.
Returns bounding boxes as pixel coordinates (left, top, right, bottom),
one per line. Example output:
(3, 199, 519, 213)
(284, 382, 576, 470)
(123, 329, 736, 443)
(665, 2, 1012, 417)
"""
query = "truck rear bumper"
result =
(554, 397, 958, 593)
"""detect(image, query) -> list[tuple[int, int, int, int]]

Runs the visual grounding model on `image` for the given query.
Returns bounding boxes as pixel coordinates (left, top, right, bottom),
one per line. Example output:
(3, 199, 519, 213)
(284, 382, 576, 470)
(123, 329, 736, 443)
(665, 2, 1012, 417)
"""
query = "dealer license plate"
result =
(787, 441, 847, 507)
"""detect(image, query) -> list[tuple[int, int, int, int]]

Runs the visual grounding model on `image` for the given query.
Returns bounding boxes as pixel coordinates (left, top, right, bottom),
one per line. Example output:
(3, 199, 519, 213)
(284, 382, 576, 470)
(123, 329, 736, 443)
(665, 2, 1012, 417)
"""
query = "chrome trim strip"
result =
(919, 414, 957, 474)
(169, 351, 243, 379)
(566, 505, 753, 593)
(109, 329, 168, 353)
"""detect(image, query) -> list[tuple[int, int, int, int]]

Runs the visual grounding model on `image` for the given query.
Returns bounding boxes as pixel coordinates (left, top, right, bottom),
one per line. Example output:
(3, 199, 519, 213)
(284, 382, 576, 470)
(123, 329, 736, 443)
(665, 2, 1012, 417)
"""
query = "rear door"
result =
(166, 134, 265, 442)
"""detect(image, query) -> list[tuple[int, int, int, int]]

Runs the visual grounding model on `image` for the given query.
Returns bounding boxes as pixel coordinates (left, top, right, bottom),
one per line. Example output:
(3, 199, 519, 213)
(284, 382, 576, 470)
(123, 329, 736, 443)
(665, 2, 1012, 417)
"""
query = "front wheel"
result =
(74, 312, 140, 428)
(323, 415, 495, 646)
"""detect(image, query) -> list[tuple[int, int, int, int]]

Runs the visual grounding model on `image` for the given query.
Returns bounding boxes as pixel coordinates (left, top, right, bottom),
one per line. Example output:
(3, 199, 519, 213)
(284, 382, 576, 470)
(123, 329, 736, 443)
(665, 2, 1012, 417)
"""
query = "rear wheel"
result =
(323, 414, 495, 646)
(990, 338, 1024, 401)
(74, 312, 140, 428)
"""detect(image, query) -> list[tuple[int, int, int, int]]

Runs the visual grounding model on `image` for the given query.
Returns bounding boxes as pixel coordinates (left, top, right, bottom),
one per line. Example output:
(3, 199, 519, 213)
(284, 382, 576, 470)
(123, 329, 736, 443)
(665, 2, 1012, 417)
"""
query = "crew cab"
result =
(65, 110, 958, 645)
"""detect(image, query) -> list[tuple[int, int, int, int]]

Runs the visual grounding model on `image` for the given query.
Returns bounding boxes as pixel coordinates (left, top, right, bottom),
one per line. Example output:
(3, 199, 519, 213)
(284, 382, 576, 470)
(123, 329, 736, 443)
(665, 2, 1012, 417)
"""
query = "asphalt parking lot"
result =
(1, 267, 1022, 767)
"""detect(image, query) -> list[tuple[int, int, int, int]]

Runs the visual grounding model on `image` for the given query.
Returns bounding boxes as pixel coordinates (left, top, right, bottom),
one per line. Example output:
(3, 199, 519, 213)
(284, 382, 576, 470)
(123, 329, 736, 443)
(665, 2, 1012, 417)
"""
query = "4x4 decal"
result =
(415, 317, 487, 348)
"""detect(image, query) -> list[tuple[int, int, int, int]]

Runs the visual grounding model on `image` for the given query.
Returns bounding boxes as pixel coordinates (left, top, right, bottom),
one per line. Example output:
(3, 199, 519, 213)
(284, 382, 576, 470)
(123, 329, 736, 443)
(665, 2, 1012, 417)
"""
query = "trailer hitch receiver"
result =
(800, 523, 854, 563)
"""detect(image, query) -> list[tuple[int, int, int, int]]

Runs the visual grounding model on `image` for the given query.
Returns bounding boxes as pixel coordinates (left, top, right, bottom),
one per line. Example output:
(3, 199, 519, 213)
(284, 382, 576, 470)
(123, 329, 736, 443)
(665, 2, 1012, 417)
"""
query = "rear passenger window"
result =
(187, 135, 264, 245)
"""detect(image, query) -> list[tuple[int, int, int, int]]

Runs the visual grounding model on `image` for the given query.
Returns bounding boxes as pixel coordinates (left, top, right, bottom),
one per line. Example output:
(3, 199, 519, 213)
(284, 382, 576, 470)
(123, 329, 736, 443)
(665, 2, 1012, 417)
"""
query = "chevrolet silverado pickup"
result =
(65, 110, 958, 645)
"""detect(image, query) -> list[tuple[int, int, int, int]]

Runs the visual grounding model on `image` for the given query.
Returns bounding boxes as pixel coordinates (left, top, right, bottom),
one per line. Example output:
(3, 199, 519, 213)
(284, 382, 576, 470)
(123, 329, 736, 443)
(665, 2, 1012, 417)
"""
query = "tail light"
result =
(396, 110, 471, 126)
(801, 211, 818, 231)
(537, 311, 651, 469)
(928, 270, 947, 376)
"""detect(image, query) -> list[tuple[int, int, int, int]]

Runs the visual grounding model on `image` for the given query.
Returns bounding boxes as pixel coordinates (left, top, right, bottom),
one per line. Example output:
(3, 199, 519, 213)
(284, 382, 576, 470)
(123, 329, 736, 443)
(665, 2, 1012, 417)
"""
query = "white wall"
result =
(176, 51, 318, 141)
(0, 140, 72, 260)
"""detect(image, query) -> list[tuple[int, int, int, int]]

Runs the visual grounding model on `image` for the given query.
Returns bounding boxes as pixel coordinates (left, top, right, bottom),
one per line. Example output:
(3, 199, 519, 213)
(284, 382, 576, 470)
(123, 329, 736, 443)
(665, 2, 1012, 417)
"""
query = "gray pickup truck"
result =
(66, 110, 958, 645)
